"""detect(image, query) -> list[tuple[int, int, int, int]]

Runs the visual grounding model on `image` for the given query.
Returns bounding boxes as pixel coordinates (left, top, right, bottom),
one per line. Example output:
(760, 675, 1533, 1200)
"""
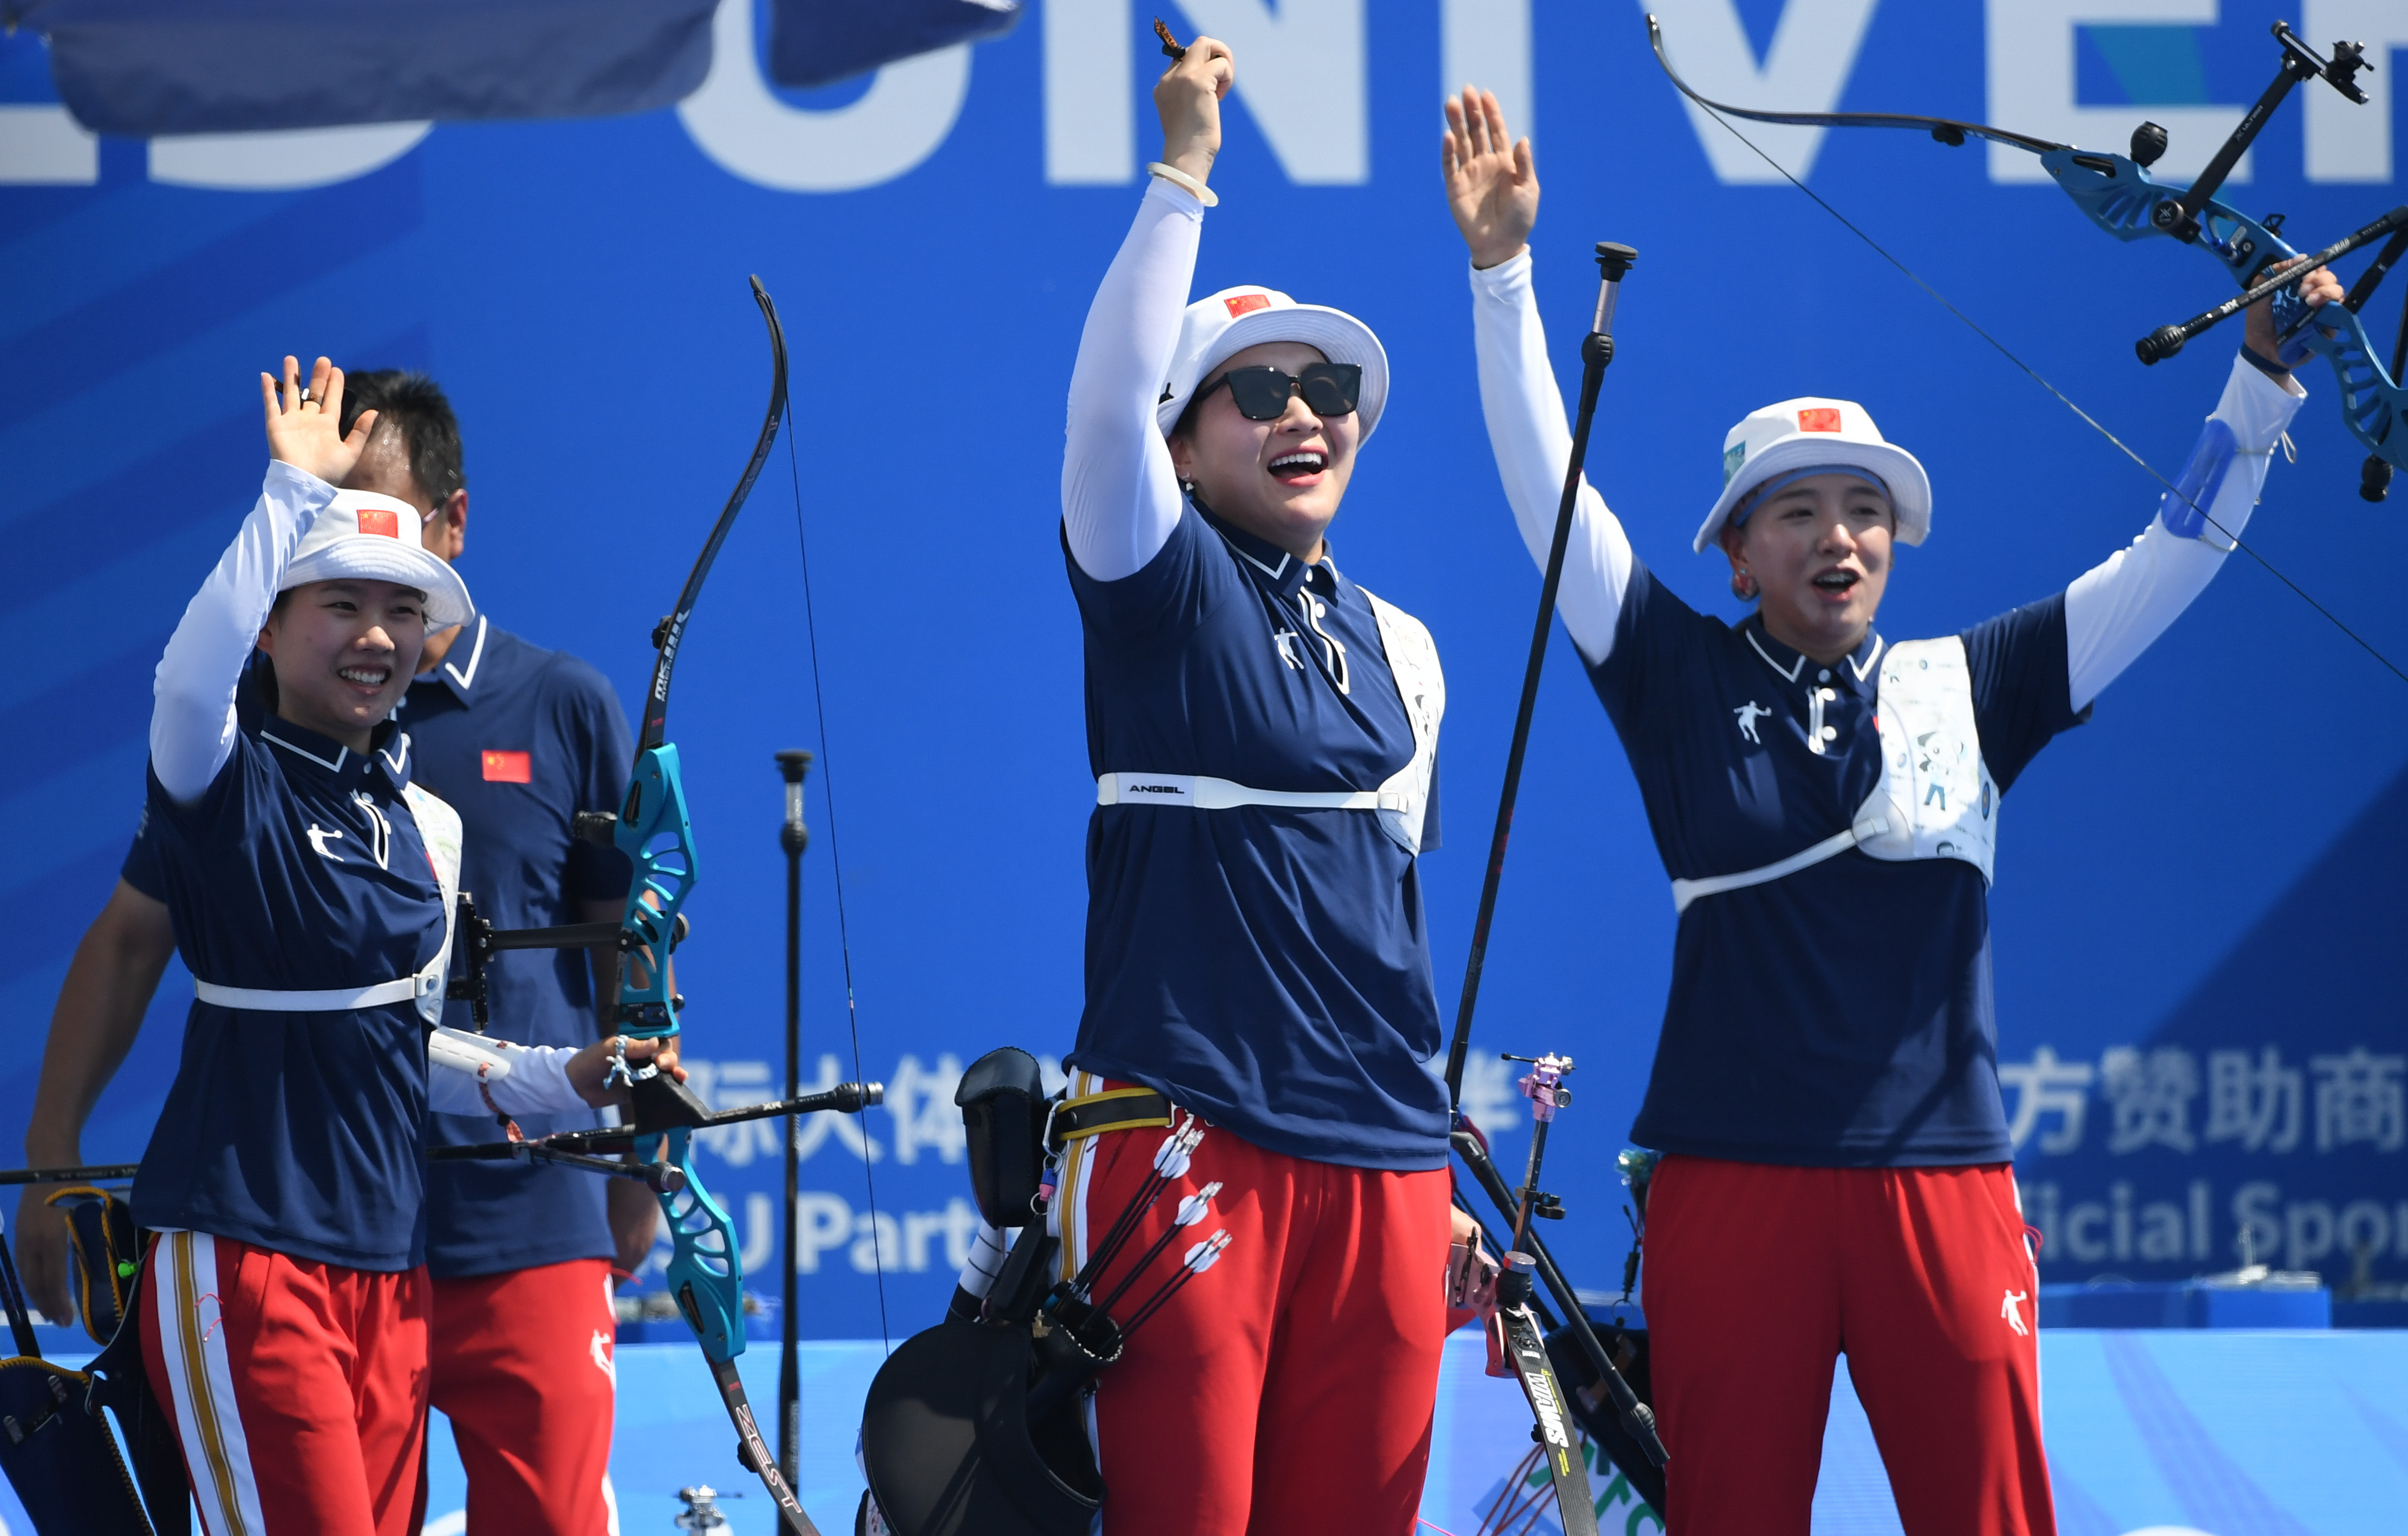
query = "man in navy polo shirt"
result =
(18, 371, 645, 1536)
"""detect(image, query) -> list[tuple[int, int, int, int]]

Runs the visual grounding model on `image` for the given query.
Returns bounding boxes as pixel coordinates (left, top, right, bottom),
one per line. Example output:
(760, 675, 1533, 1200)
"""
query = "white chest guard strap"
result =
(193, 781, 464, 1022)
(1670, 636, 1998, 913)
(1096, 587, 1446, 855)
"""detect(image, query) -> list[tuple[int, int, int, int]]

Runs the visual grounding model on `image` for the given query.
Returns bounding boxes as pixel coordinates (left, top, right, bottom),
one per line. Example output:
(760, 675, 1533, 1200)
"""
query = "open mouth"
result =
(337, 665, 391, 690)
(1268, 449, 1327, 485)
(1811, 570, 1861, 598)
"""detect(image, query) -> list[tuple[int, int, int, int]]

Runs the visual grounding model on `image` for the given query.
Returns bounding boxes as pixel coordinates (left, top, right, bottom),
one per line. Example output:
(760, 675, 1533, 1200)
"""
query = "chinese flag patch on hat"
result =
(481, 750, 532, 783)
(357, 506, 401, 538)
(1796, 408, 1844, 433)
(1223, 292, 1271, 318)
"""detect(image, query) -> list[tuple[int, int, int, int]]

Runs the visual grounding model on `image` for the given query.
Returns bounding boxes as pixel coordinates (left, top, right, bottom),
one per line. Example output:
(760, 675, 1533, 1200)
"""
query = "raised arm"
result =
(2062, 264, 2337, 710)
(151, 357, 375, 802)
(1446, 89, 1633, 666)
(1061, 36, 1234, 583)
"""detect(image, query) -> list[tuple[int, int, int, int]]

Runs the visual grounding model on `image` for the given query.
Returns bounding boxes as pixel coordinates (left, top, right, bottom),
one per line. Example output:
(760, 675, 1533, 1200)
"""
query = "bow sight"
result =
(1649, 16, 2408, 503)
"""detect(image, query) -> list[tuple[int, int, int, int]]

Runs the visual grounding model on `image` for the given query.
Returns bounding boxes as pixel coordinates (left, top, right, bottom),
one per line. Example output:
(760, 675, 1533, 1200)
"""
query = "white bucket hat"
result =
(283, 488, 473, 629)
(1154, 285, 1391, 442)
(1693, 397, 1931, 553)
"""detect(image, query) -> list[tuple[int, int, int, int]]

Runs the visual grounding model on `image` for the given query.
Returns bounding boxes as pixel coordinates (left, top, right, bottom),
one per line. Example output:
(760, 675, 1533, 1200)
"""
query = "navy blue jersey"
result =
(126, 615, 635, 1278)
(400, 616, 634, 1277)
(1595, 560, 2085, 1166)
(133, 715, 445, 1270)
(1064, 502, 1449, 1172)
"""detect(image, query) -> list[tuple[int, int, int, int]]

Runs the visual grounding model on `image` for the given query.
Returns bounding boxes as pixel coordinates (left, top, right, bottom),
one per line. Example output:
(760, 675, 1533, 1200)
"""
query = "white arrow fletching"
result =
(1174, 1181, 1223, 1227)
(1153, 1119, 1204, 1179)
(1183, 1230, 1232, 1274)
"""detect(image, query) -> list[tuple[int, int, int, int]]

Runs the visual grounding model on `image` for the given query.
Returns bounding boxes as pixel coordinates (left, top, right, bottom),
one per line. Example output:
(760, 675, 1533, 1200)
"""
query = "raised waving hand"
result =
(260, 354, 377, 485)
(1443, 87, 1538, 270)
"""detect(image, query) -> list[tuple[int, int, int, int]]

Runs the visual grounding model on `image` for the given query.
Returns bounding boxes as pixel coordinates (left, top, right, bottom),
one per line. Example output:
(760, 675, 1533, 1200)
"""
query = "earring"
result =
(1178, 475, 1199, 499)
(1731, 567, 1758, 600)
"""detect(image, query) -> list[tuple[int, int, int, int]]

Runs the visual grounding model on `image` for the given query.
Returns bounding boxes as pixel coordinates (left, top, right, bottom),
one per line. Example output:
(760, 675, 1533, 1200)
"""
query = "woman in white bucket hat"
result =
(129, 356, 675, 1531)
(1034, 32, 1461, 1536)
(1444, 86, 2339, 1536)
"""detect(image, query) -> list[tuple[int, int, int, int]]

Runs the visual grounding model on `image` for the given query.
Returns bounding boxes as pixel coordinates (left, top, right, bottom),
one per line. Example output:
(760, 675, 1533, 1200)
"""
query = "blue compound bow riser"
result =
(434, 276, 821, 1534)
(603, 279, 818, 1533)
(2040, 149, 2408, 475)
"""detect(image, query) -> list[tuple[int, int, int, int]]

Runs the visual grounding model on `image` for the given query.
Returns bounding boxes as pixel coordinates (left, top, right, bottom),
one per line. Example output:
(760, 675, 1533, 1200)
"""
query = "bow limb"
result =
(1645, 14, 2066, 156)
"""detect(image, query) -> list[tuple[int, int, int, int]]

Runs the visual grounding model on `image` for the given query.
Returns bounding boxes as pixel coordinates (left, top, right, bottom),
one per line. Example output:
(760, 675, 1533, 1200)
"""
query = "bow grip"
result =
(613, 743, 699, 1040)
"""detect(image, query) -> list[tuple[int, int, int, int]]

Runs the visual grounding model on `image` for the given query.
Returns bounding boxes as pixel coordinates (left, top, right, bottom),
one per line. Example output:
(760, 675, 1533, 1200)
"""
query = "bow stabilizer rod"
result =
(0, 1164, 141, 1187)
(2138, 205, 2408, 364)
(1443, 243, 1635, 1109)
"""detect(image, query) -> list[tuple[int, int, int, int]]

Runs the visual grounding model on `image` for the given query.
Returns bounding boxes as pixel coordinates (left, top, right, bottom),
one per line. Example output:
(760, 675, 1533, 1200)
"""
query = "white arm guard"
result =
(2063, 352, 2306, 712)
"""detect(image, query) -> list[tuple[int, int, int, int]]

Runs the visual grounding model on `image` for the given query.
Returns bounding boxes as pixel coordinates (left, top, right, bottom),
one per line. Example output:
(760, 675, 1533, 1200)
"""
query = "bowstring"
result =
(785, 428, 891, 1350)
(1685, 99, 2408, 688)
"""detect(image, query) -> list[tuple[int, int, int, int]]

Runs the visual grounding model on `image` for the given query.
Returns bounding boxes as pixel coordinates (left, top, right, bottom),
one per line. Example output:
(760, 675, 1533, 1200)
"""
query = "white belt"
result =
(1669, 818, 1891, 914)
(1096, 772, 1403, 814)
(194, 972, 443, 1012)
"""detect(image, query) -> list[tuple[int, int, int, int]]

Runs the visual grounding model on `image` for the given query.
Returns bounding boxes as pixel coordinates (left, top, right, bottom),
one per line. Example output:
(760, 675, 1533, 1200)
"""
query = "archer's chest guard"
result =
(1855, 637, 1999, 879)
(1672, 636, 1997, 912)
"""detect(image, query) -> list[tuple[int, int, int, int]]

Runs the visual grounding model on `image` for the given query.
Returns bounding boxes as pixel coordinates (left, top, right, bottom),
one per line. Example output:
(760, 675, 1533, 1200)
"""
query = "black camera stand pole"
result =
(775, 749, 813, 1491)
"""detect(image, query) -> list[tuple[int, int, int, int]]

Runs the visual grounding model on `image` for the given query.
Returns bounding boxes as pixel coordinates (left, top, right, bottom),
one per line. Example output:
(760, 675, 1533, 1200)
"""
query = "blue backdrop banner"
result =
(2, 0, 2403, 1340)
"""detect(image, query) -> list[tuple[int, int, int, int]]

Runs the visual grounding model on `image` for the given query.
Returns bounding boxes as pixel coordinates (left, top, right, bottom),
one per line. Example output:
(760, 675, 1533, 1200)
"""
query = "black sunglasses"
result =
(1195, 362, 1361, 421)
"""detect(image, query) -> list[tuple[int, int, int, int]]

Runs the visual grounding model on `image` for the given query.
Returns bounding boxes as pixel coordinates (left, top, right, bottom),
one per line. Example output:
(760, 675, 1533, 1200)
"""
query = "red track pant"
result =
(1643, 1156, 2054, 1536)
(1055, 1076, 1453, 1536)
(427, 1258, 621, 1536)
(141, 1231, 432, 1536)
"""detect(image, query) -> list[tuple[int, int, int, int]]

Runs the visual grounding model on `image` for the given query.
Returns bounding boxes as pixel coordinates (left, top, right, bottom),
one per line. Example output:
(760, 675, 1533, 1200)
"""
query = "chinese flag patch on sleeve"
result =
(481, 750, 532, 783)
(1796, 408, 1844, 433)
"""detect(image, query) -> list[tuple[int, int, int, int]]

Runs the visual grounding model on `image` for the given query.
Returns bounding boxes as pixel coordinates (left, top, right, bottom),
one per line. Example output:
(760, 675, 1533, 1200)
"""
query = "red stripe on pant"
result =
(140, 1232, 431, 1536)
(426, 1258, 620, 1536)
(1643, 1156, 2055, 1536)
(1059, 1081, 1451, 1536)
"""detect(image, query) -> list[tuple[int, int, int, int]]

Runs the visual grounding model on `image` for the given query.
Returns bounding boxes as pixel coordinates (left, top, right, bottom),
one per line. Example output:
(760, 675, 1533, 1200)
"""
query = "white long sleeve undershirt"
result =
(1062, 177, 1206, 582)
(426, 1028, 595, 1116)
(1467, 250, 2306, 710)
(151, 460, 338, 805)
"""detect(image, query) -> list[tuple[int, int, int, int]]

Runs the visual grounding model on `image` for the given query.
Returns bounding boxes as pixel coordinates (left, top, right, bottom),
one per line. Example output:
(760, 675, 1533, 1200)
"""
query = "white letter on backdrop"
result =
(1985, 0, 2250, 186)
(678, 0, 972, 192)
(0, 106, 98, 185)
(1442, 0, 1533, 145)
(148, 123, 432, 191)
(2304, 0, 2407, 182)
(1177, 0, 1367, 184)
(1648, 0, 1880, 185)
(1046, 0, 1132, 183)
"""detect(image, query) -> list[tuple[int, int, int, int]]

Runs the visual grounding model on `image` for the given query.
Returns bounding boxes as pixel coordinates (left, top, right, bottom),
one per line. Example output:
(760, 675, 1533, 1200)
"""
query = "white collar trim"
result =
(1744, 628, 1886, 685)
(261, 730, 348, 773)
(442, 615, 490, 691)
(1744, 629, 1805, 683)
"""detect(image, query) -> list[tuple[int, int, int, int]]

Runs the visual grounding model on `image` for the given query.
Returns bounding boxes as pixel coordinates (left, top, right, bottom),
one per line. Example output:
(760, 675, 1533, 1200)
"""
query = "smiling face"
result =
(256, 578, 428, 752)
(1169, 340, 1361, 562)
(1721, 473, 1896, 663)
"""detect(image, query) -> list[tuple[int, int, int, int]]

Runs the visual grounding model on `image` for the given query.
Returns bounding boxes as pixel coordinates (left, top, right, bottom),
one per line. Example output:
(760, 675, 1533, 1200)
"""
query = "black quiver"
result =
(856, 1047, 1105, 1536)
(0, 1192, 184, 1536)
